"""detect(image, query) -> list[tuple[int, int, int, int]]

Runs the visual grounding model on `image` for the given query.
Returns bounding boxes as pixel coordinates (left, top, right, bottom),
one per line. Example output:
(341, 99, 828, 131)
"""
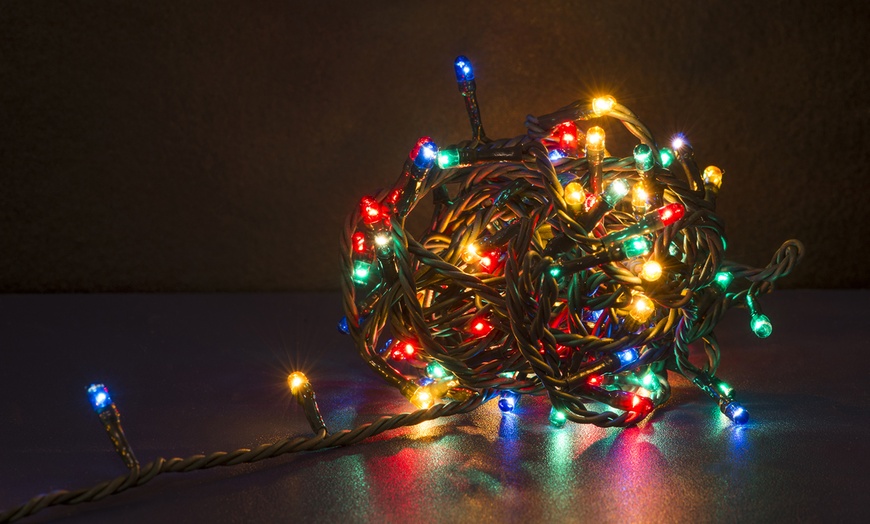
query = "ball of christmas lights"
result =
(340, 56, 803, 429)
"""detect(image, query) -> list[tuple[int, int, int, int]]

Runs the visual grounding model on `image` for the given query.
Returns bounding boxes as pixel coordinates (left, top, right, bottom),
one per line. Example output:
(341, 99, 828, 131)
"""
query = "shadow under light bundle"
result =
(0, 56, 804, 523)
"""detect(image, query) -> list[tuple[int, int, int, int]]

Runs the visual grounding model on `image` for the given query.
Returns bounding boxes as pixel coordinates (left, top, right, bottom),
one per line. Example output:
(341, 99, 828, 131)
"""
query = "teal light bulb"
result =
(750, 314, 773, 338)
(603, 179, 630, 207)
(352, 260, 372, 284)
(633, 144, 654, 171)
(549, 406, 567, 427)
(437, 149, 461, 169)
(659, 147, 675, 168)
(622, 237, 651, 258)
(426, 362, 449, 380)
(714, 271, 733, 290)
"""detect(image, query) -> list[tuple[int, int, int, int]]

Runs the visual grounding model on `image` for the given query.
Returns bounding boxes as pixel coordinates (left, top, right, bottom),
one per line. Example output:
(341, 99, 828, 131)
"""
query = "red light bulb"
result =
(630, 394, 654, 416)
(352, 231, 367, 254)
(476, 250, 502, 273)
(360, 196, 386, 225)
(403, 342, 415, 357)
(657, 203, 685, 226)
(387, 188, 402, 205)
(553, 122, 578, 147)
(584, 194, 599, 212)
(588, 375, 601, 386)
(469, 319, 493, 336)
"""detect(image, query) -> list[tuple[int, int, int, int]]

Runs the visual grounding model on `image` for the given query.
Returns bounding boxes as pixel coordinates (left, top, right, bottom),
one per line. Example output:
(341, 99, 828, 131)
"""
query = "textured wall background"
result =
(0, 0, 867, 291)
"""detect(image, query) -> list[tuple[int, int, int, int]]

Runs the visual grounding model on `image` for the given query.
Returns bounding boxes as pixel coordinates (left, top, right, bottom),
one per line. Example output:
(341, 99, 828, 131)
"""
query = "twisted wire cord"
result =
(0, 393, 491, 523)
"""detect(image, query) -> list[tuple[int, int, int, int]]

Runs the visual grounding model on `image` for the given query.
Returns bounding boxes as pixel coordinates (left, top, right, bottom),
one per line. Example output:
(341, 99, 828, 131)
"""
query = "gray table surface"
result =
(0, 290, 867, 523)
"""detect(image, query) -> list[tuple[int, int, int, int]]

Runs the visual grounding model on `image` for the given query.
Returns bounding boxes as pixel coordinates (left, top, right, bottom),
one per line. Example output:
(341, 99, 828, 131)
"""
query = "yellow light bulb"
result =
(461, 243, 480, 263)
(287, 372, 308, 394)
(632, 184, 649, 211)
(703, 166, 724, 189)
(564, 181, 586, 206)
(410, 387, 434, 409)
(591, 95, 616, 117)
(629, 294, 655, 323)
(640, 260, 663, 281)
(585, 126, 606, 152)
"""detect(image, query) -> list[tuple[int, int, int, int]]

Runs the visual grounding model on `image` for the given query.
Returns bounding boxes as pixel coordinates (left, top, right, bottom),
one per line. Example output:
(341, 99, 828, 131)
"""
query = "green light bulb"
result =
(641, 372, 659, 390)
(622, 237, 652, 258)
(549, 266, 562, 277)
(633, 144, 654, 172)
(714, 271, 733, 290)
(549, 406, 567, 427)
(437, 149, 461, 169)
(352, 260, 372, 284)
(751, 314, 772, 338)
(603, 179, 630, 207)
(426, 361, 449, 380)
(659, 147, 675, 168)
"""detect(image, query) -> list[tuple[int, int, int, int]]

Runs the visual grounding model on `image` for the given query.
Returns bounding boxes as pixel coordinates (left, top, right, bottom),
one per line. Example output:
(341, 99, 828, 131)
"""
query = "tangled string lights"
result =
(339, 55, 803, 427)
(1, 55, 803, 522)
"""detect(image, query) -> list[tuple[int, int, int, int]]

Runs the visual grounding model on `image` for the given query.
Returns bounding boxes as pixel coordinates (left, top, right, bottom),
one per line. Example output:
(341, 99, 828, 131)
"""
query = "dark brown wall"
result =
(1, 1, 867, 291)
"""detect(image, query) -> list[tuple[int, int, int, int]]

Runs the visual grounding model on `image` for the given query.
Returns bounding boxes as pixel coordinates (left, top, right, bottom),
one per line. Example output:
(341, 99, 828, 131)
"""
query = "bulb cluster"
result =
(340, 56, 803, 427)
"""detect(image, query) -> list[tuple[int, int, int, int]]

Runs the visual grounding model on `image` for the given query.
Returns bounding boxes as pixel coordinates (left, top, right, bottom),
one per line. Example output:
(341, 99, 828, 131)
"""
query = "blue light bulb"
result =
(548, 149, 566, 161)
(87, 384, 112, 412)
(722, 401, 750, 425)
(378, 338, 393, 355)
(615, 348, 639, 367)
(337, 316, 350, 334)
(585, 309, 602, 323)
(413, 140, 438, 170)
(454, 56, 474, 82)
(498, 391, 520, 413)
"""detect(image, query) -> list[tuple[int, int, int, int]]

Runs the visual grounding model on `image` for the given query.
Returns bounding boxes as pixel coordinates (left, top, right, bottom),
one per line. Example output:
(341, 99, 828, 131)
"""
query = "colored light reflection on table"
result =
(278, 380, 764, 522)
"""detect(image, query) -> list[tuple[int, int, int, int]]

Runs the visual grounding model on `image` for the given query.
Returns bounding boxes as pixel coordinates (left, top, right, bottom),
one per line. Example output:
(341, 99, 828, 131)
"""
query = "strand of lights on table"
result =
(0, 55, 802, 523)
